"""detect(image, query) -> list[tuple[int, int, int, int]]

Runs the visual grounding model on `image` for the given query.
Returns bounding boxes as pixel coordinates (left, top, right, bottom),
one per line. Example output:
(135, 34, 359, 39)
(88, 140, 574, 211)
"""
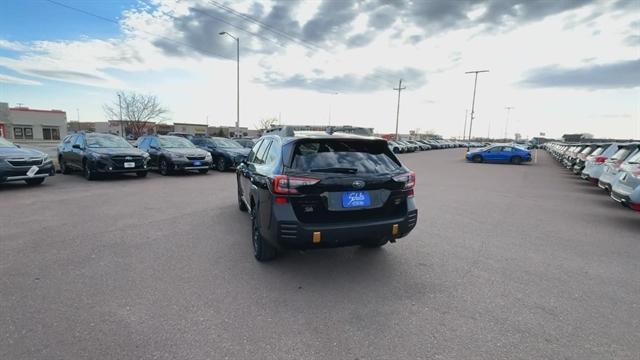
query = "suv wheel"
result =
(216, 158, 227, 172)
(251, 206, 277, 261)
(83, 162, 96, 181)
(59, 157, 70, 174)
(159, 158, 171, 176)
(472, 155, 483, 163)
(511, 156, 522, 165)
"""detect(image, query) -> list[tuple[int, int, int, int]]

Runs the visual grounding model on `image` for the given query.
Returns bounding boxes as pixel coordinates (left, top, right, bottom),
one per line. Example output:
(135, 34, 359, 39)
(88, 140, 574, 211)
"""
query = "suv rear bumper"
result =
(265, 198, 418, 249)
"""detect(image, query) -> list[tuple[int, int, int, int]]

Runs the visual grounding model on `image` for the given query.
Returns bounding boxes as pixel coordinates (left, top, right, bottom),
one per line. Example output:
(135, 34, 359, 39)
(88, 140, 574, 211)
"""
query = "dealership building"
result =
(0, 102, 68, 141)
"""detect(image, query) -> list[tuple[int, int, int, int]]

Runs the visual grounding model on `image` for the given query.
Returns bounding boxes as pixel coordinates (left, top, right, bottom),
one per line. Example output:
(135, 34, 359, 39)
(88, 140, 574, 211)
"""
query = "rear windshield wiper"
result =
(309, 167, 358, 174)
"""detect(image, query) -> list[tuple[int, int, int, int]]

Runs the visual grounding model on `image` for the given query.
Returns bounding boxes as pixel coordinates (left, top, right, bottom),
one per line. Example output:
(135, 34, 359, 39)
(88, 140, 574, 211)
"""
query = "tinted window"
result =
(254, 139, 271, 165)
(265, 140, 280, 165)
(247, 139, 263, 163)
(291, 140, 401, 174)
(502, 147, 513, 152)
(74, 135, 84, 146)
(212, 138, 243, 148)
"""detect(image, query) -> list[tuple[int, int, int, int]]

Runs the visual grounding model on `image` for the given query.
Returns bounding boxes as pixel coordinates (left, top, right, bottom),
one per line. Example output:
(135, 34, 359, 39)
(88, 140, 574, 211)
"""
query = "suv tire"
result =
(511, 156, 522, 165)
(251, 206, 277, 261)
(59, 157, 71, 174)
(83, 161, 96, 181)
(472, 155, 483, 163)
(159, 158, 171, 176)
(216, 158, 227, 172)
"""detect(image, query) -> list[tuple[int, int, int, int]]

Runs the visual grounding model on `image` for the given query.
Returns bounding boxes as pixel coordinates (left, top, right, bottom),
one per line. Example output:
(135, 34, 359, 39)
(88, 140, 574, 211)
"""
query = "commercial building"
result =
(173, 123, 208, 136)
(0, 102, 68, 141)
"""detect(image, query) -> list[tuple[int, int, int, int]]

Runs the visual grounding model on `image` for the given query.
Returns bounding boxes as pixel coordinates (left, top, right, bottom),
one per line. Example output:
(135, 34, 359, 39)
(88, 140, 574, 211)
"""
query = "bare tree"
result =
(255, 117, 278, 132)
(104, 92, 168, 138)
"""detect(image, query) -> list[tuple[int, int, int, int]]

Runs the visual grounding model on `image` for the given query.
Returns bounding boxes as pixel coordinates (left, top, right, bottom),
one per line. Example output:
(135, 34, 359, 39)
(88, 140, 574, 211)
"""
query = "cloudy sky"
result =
(0, 0, 638, 139)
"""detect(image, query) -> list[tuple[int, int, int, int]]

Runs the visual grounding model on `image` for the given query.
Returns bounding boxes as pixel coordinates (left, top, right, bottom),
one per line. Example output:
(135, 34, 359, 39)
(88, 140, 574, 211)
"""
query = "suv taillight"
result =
(393, 171, 416, 197)
(595, 156, 607, 164)
(272, 175, 320, 194)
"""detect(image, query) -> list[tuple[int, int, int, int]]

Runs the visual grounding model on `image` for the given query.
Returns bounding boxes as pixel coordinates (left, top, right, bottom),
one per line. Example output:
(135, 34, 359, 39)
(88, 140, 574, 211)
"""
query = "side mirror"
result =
(150, 145, 159, 150)
(15, 144, 21, 148)
(72, 144, 82, 149)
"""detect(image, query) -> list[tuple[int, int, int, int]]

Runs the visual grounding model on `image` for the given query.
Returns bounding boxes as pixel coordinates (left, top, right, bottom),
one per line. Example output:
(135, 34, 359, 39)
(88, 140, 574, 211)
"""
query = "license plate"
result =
(193, 161, 202, 166)
(341, 191, 371, 208)
(26, 165, 39, 177)
(124, 162, 135, 168)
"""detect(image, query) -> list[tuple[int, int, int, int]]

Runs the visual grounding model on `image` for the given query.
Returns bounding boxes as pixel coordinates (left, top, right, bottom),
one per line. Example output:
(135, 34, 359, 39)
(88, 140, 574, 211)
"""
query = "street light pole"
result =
(504, 106, 514, 140)
(219, 31, 240, 138)
(465, 70, 489, 141)
(462, 109, 468, 140)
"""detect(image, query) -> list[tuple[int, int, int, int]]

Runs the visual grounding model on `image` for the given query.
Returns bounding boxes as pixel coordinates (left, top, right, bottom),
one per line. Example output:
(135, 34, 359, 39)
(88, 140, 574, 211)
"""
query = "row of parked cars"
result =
(0, 132, 256, 185)
(546, 142, 640, 211)
(388, 139, 484, 153)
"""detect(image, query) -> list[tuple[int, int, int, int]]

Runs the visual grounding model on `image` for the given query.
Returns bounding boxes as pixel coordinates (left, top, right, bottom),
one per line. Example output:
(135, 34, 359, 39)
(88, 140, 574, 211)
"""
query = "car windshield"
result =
(212, 138, 243, 148)
(626, 151, 640, 164)
(580, 147, 593, 154)
(611, 148, 630, 160)
(590, 147, 605, 156)
(291, 140, 401, 174)
(86, 134, 132, 148)
(160, 137, 195, 148)
(0, 137, 16, 147)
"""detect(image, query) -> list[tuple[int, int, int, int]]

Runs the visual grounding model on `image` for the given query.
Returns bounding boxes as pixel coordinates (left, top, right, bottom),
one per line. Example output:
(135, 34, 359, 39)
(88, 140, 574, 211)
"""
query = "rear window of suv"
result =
(291, 140, 401, 174)
(611, 148, 631, 160)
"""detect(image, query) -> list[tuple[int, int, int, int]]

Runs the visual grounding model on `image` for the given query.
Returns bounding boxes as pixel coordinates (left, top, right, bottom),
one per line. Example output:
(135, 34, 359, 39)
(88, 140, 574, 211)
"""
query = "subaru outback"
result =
(236, 128, 418, 261)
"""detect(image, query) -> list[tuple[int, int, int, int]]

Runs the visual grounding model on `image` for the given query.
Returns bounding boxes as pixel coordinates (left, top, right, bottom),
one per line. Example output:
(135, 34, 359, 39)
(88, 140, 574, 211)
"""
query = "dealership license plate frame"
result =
(341, 191, 371, 208)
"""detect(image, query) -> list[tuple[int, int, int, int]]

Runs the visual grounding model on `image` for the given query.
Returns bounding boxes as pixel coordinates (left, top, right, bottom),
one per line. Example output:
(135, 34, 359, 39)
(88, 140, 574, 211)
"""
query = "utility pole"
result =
(462, 109, 468, 140)
(504, 106, 514, 140)
(465, 70, 489, 141)
(219, 32, 240, 138)
(394, 79, 406, 141)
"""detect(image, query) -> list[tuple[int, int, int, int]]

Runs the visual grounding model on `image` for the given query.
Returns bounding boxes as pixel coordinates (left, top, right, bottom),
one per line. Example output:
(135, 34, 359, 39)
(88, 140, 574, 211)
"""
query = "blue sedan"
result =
(466, 145, 532, 165)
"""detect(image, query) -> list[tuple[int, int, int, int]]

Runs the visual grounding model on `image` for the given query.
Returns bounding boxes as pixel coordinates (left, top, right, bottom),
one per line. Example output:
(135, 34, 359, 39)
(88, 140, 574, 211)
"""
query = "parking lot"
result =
(1, 148, 638, 359)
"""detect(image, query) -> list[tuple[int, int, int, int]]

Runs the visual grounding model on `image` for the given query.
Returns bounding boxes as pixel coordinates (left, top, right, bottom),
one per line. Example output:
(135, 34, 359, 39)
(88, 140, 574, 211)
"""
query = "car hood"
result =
(88, 148, 148, 156)
(165, 148, 209, 156)
(0, 146, 45, 158)
(220, 147, 250, 156)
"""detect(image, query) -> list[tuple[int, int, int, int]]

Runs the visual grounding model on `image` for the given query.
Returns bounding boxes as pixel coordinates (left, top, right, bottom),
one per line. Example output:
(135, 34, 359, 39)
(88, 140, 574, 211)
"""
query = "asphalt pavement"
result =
(1, 149, 639, 359)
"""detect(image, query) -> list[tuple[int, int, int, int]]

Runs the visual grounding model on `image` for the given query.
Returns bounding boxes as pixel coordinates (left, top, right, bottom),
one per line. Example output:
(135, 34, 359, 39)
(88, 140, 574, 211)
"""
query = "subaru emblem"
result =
(352, 180, 365, 189)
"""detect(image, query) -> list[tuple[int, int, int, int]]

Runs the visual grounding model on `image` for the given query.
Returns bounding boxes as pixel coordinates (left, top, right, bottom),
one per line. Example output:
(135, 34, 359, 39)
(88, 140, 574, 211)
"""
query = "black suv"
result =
(191, 137, 250, 172)
(137, 135, 212, 175)
(236, 131, 418, 261)
(58, 132, 150, 180)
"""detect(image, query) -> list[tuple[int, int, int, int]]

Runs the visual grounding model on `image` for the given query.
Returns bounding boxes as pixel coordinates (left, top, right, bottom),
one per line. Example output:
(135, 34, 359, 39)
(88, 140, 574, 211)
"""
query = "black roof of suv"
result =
(236, 133, 418, 261)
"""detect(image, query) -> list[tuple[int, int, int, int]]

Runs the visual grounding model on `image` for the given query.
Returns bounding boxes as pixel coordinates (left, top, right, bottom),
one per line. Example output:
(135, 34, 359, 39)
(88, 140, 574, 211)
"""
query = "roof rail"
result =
(263, 125, 374, 137)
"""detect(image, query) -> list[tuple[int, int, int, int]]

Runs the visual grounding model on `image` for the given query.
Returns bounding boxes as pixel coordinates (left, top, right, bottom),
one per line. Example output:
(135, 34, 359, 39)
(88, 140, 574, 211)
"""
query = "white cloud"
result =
(0, 0, 638, 139)
(0, 73, 42, 86)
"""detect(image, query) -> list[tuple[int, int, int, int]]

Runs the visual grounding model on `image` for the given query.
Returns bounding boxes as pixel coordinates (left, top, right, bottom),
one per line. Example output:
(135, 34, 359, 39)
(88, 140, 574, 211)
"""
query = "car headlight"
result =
(89, 152, 108, 160)
(170, 152, 185, 160)
(205, 153, 212, 161)
(42, 154, 49, 162)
